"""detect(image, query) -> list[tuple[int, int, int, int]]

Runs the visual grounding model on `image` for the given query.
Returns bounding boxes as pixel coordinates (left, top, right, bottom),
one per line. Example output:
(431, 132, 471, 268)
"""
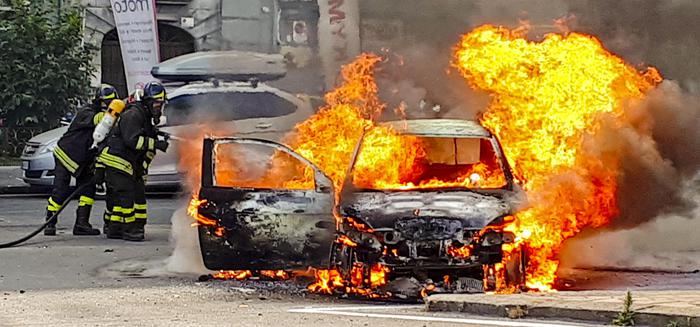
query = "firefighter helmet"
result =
(142, 81, 166, 122)
(95, 84, 118, 104)
(142, 81, 166, 102)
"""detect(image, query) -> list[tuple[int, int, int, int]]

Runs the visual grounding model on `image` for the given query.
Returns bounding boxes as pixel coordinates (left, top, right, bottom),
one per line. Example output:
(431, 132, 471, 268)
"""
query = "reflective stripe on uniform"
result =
(110, 213, 124, 223)
(136, 136, 145, 150)
(98, 147, 133, 175)
(53, 146, 78, 173)
(93, 112, 105, 125)
(148, 138, 155, 151)
(110, 206, 134, 223)
(78, 196, 94, 206)
(47, 197, 62, 212)
(146, 151, 155, 161)
(134, 203, 147, 220)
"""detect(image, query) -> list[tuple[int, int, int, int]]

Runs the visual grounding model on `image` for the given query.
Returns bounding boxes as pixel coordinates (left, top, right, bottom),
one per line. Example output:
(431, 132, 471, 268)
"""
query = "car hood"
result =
(28, 126, 67, 144)
(339, 190, 513, 230)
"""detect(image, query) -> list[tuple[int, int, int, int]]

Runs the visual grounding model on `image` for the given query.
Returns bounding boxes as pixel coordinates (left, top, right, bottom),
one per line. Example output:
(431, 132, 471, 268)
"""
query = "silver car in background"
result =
(20, 51, 317, 189)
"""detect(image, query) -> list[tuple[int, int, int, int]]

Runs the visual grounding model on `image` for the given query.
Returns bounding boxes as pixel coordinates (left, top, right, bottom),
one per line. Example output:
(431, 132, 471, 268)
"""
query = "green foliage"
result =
(666, 318, 691, 327)
(613, 291, 635, 326)
(0, 0, 95, 129)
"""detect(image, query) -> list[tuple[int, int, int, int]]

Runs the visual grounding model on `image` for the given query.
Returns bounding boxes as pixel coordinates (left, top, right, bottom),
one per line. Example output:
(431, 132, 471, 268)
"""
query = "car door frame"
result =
(197, 137, 336, 271)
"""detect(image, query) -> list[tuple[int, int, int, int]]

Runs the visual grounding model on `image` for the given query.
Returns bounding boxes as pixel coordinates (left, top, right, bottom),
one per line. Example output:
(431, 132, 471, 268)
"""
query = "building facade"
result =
(82, 0, 323, 96)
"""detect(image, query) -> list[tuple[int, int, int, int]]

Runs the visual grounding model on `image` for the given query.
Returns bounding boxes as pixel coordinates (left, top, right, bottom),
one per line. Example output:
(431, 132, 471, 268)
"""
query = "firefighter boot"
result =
(44, 210, 57, 236)
(122, 221, 145, 242)
(103, 211, 110, 235)
(106, 221, 123, 239)
(73, 206, 100, 235)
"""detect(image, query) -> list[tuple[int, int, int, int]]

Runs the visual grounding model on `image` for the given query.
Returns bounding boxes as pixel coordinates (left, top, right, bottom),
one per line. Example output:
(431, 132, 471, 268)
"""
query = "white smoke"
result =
(165, 207, 213, 275)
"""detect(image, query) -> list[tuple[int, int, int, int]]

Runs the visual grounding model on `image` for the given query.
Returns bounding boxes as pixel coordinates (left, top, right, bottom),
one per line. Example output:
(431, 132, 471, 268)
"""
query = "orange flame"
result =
(213, 270, 252, 280)
(282, 53, 384, 191)
(446, 243, 472, 258)
(307, 269, 345, 295)
(187, 196, 224, 237)
(259, 270, 291, 280)
(337, 234, 358, 248)
(453, 25, 662, 291)
(306, 263, 391, 298)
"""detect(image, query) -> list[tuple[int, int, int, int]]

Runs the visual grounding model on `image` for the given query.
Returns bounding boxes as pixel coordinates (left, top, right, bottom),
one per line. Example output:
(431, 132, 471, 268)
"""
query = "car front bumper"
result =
(20, 152, 55, 186)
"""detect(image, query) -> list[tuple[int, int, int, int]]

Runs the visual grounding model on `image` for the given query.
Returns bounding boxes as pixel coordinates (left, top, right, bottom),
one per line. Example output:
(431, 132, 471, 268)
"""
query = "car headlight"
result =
(38, 143, 56, 154)
(481, 232, 502, 246)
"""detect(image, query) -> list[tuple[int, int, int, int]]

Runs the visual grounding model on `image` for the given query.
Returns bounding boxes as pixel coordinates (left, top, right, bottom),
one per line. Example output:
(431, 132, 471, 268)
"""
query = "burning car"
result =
(194, 118, 526, 296)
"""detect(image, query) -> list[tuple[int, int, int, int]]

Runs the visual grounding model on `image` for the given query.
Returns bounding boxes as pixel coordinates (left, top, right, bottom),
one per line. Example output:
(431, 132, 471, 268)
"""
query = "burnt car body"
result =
(197, 138, 336, 271)
(336, 120, 524, 293)
(196, 119, 525, 294)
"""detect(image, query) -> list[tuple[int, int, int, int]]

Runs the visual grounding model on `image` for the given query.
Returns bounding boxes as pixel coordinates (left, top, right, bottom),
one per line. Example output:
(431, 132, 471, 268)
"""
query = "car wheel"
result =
(482, 245, 527, 292)
(503, 245, 527, 290)
(329, 239, 355, 277)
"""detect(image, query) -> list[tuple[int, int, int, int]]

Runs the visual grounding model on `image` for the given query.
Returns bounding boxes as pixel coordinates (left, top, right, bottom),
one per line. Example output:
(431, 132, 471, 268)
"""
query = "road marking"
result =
(289, 305, 587, 327)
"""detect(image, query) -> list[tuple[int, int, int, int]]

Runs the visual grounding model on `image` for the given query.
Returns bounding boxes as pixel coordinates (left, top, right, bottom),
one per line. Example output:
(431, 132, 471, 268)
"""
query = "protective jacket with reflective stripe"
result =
(54, 105, 104, 174)
(99, 103, 156, 176)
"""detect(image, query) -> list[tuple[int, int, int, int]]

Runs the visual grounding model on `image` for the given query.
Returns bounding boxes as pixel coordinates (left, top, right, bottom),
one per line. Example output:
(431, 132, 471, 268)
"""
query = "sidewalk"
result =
(426, 291, 700, 326)
(0, 166, 45, 194)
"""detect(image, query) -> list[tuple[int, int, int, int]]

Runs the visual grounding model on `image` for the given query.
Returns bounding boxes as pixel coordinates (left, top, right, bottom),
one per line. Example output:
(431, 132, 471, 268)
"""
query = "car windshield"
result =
(165, 91, 297, 126)
(351, 134, 507, 190)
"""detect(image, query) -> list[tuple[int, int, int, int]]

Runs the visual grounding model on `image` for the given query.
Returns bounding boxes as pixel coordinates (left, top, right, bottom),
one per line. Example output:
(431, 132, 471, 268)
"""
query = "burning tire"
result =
(483, 245, 527, 292)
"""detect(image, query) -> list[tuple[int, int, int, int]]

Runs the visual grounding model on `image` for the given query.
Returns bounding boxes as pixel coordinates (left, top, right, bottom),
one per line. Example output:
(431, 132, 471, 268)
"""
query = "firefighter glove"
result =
(155, 139, 169, 152)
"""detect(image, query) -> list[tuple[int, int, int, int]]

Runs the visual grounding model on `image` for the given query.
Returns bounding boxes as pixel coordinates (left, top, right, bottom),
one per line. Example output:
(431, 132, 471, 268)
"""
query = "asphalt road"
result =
(0, 195, 603, 327)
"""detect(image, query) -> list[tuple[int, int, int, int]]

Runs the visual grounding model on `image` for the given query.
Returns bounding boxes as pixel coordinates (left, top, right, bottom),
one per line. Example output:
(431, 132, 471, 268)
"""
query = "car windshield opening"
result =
(351, 135, 507, 190)
(214, 142, 314, 190)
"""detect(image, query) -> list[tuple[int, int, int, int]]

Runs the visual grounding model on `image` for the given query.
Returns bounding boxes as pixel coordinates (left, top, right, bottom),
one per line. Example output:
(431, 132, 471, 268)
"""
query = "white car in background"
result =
(20, 51, 317, 189)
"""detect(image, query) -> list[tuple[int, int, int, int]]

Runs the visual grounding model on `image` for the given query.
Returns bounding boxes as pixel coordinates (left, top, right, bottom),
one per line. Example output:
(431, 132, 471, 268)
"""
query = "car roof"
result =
(151, 50, 286, 82)
(168, 81, 283, 97)
(167, 81, 309, 107)
(379, 119, 491, 138)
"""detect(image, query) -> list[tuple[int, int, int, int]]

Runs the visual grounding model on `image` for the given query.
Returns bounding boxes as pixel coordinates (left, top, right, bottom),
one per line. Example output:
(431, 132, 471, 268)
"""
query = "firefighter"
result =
(45, 84, 119, 236)
(99, 81, 168, 241)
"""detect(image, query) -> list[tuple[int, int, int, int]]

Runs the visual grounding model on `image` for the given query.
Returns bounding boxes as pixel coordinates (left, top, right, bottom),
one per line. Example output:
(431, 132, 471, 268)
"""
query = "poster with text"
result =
(317, 0, 361, 90)
(110, 0, 160, 94)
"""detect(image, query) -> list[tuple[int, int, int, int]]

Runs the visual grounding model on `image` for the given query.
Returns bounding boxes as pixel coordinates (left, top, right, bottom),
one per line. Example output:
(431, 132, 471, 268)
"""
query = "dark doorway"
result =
(101, 23, 195, 97)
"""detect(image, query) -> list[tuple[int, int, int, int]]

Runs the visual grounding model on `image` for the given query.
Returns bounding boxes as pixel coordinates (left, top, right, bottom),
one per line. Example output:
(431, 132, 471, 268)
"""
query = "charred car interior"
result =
(195, 119, 526, 298)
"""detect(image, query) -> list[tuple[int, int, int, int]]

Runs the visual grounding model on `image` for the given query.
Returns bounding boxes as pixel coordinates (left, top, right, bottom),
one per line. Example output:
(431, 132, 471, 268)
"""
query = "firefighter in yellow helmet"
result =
(98, 82, 168, 241)
(45, 84, 118, 236)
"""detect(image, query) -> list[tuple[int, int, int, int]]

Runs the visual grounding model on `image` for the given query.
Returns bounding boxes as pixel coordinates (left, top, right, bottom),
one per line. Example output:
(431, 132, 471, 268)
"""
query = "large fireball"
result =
(453, 25, 662, 290)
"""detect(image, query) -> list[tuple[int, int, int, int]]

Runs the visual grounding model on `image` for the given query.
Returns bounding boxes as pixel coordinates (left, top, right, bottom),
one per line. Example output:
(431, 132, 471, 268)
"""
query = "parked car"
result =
(20, 51, 315, 189)
(194, 119, 526, 296)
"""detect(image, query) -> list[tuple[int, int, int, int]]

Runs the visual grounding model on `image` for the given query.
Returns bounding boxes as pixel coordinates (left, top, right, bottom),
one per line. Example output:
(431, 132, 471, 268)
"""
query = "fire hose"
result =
(0, 180, 95, 249)
(0, 99, 127, 249)
(0, 100, 188, 249)
(0, 131, 175, 248)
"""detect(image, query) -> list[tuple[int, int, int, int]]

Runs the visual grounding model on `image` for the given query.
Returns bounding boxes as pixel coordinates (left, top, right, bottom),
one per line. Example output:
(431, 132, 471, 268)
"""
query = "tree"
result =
(0, 0, 95, 129)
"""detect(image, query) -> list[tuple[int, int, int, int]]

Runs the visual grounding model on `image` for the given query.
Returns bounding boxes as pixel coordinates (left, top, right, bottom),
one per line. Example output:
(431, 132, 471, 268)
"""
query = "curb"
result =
(0, 185, 48, 195)
(425, 295, 700, 327)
